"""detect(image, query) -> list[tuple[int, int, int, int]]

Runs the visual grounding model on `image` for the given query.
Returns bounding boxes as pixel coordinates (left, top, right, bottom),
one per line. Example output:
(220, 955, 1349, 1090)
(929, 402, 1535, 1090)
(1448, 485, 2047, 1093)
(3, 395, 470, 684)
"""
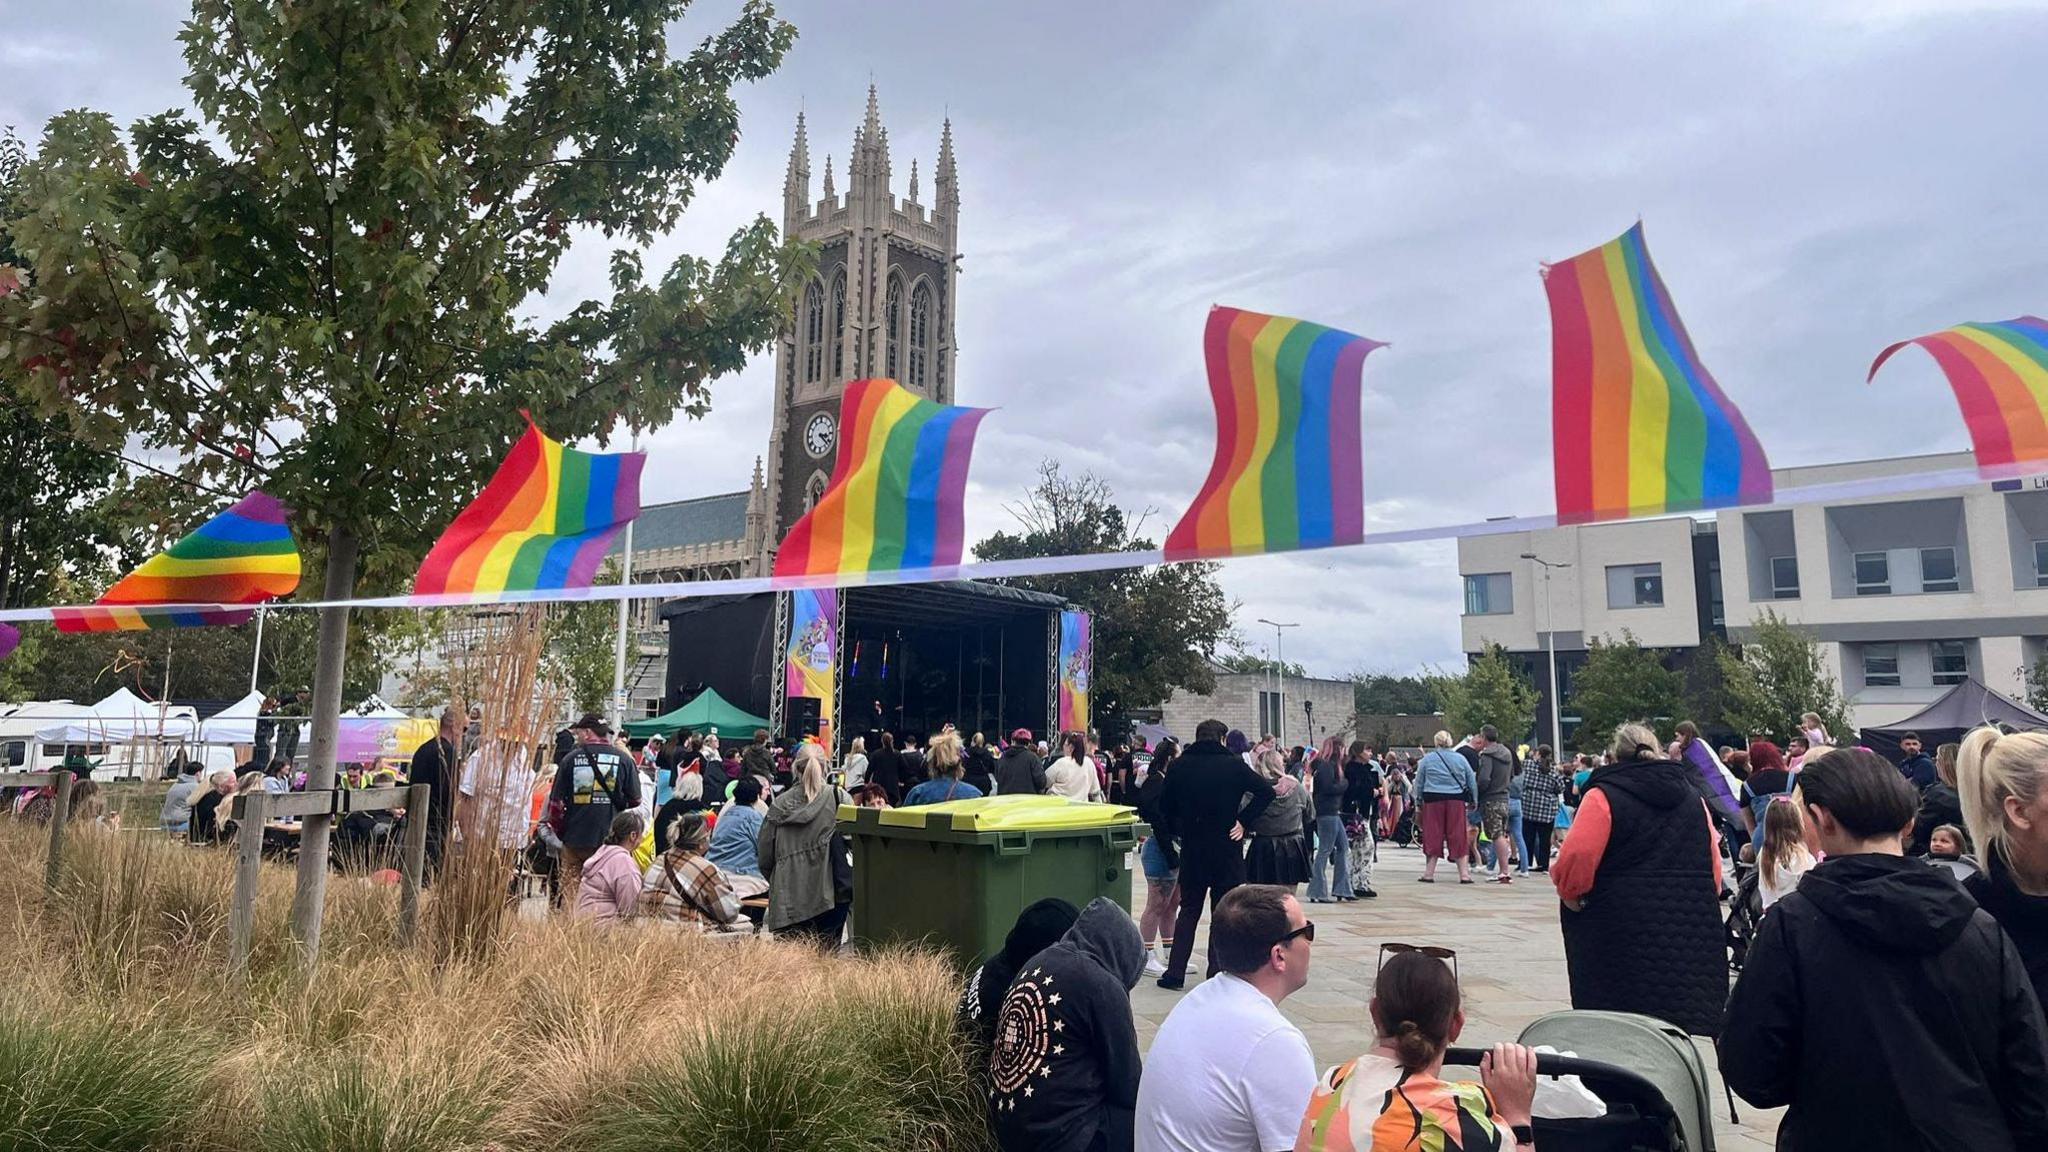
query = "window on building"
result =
(1854, 551, 1891, 596)
(1708, 559, 1724, 627)
(885, 274, 903, 380)
(1257, 691, 1281, 738)
(802, 279, 824, 383)
(828, 269, 846, 380)
(908, 281, 932, 389)
(1463, 573, 1512, 616)
(1770, 556, 1800, 599)
(2034, 540, 2048, 588)
(1862, 643, 1901, 688)
(1931, 640, 1969, 686)
(1920, 546, 1959, 593)
(1605, 563, 1664, 609)
(804, 472, 829, 512)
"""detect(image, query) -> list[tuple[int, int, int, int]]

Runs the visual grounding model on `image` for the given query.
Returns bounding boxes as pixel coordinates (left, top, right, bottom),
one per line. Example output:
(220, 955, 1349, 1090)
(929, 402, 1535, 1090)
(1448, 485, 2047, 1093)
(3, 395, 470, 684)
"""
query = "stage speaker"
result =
(785, 695, 822, 739)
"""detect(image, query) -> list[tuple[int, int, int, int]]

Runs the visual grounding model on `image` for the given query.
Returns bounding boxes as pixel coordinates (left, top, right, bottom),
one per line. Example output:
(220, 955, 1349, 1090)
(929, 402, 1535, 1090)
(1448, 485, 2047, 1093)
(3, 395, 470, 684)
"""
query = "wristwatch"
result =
(1511, 1123, 1535, 1148)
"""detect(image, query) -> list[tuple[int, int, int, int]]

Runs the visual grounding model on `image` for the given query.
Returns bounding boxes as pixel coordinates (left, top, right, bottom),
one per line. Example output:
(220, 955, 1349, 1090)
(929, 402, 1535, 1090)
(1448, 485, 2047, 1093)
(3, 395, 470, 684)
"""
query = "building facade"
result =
(1153, 662, 1356, 751)
(1459, 450, 2048, 745)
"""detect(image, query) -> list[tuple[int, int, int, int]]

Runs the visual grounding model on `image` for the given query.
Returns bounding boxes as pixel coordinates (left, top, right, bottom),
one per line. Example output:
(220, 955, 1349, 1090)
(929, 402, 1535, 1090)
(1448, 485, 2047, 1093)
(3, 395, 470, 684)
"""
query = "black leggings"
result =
(1523, 819, 1555, 872)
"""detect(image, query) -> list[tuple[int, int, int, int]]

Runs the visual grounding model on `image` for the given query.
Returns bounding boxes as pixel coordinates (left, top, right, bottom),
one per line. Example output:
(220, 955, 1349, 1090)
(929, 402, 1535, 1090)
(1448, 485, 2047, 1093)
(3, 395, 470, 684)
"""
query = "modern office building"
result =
(1459, 450, 2048, 746)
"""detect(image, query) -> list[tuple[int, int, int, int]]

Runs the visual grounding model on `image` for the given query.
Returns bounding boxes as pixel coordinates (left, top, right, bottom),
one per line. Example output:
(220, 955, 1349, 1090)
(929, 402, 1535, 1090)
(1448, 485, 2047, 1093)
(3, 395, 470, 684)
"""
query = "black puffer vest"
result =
(1561, 760, 1728, 1037)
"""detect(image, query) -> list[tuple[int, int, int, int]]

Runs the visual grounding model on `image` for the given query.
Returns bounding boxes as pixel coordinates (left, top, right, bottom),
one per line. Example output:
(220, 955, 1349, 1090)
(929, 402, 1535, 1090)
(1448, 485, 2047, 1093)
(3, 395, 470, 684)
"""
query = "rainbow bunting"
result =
(416, 418, 645, 596)
(773, 379, 991, 577)
(1545, 223, 1772, 524)
(1162, 307, 1383, 561)
(52, 492, 300, 633)
(1867, 317, 2048, 472)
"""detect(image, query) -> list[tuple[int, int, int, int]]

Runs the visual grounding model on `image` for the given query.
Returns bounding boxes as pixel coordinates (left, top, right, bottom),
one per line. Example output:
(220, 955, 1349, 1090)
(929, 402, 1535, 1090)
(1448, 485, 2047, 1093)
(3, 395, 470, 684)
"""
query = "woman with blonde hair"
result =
(1957, 726, 2048, 1007)
(1245, 746, 1311, 891)
(758, 741, 852, 947)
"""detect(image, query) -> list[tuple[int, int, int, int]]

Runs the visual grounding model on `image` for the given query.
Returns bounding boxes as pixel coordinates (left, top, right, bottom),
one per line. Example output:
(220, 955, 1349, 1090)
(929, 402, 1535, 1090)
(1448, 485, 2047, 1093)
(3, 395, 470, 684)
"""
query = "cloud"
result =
(12, 0, 2048, 678)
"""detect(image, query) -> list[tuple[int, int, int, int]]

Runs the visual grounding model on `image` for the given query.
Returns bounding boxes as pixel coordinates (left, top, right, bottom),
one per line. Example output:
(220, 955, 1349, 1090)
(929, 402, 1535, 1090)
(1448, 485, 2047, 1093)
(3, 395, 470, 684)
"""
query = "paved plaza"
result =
(1129, 843, 1785, 1151)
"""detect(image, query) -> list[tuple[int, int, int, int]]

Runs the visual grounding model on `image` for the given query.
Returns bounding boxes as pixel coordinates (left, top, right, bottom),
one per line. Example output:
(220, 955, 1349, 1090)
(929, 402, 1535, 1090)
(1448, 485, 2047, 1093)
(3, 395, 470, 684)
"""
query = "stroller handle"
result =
(1441, 1046, 1681, 1124)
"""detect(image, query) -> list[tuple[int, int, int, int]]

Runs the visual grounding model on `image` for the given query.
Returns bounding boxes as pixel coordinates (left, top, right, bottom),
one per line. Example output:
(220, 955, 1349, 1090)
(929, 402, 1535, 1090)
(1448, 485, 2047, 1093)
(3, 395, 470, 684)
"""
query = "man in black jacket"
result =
(405, 705, 461, 876)
(995, 728, 1048, 796)
(1156, 718, 1276, 990)
(1895, 731, 1938, 791)
(1721, 747, 2048, 1151)
(989, 897, 1146, 1152)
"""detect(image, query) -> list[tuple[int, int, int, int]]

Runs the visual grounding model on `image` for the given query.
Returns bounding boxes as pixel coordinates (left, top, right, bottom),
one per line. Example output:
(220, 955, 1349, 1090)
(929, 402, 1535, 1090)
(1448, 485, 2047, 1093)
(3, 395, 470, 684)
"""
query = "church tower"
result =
(761, 87, 961, 565)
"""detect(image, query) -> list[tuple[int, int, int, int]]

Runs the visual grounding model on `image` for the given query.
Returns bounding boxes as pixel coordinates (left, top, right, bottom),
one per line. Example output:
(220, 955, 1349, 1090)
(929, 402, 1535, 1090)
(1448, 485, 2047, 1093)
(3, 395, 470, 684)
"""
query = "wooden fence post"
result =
(227, 789, 270, 986)
(397, 783, 430, 946)
(44, 772, 74, 892)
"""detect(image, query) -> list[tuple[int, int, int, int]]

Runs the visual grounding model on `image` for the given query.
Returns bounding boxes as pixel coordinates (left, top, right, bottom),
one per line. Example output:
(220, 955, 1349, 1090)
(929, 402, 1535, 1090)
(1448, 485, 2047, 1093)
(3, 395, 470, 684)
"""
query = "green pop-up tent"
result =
(622, 687, 770, 740)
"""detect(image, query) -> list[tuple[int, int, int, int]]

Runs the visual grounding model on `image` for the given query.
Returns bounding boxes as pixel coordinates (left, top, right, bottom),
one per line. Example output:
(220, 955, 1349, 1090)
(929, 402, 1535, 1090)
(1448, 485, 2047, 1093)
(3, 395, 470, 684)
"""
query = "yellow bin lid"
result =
(847, 794, 1139, 831)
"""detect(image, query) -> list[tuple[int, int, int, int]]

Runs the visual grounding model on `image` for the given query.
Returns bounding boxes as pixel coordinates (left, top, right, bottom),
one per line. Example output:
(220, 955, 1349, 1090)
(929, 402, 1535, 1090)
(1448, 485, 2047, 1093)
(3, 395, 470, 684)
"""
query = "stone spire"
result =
(908, 158, 919, 204)
(935, 116, 959, 209)
(821, 153, 834, 200)
(862, 82, 882, 144)
(782, 111, 809, 226)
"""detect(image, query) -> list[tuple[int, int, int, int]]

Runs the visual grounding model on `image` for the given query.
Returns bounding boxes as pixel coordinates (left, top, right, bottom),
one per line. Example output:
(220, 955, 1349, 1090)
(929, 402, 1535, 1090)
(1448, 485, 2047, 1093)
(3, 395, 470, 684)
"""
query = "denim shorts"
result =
(1140, 835, 1177, 883)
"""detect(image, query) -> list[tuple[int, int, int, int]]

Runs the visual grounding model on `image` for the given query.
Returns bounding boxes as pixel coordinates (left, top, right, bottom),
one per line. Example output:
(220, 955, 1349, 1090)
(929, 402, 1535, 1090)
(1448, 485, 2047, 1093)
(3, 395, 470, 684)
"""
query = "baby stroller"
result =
(1447, 1010, 1717, 1152)
(1722, 864, 1762, 972)
(1387, 803, 1419, 848)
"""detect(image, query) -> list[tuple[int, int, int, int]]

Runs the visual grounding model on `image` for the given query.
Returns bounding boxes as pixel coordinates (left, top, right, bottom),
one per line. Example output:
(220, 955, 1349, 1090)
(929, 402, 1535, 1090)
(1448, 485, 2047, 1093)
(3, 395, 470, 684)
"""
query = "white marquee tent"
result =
(32, 686, 198, 744)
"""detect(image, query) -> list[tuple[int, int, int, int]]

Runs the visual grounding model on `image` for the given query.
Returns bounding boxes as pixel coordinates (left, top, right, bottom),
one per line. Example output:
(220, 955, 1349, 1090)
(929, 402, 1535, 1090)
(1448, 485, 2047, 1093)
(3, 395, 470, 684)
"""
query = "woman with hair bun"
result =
(1296, 948, 1535, 1150)
(1957, 726, 2048, 1008)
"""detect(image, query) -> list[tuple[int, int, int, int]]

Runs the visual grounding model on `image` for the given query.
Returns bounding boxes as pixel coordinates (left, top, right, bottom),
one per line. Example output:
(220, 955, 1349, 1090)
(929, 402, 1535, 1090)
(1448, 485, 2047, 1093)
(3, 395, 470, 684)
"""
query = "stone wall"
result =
(1156, 673, 1356, 750)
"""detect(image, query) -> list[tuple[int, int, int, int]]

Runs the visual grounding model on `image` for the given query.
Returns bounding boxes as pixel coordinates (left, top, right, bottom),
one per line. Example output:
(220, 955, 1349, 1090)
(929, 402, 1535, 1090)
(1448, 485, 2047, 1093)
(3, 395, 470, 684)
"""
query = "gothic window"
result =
(885, 273, 903, 381)
(828, 268, 847, 381)
(908, 280, 933, 389)
(803, 279, 824, 383)
(804, 471, 829, 511)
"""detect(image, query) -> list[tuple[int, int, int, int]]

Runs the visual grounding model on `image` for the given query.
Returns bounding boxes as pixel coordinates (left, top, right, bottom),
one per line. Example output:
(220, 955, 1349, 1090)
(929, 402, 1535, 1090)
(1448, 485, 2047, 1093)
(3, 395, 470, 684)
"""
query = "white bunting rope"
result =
(0, 460, 2014, 625)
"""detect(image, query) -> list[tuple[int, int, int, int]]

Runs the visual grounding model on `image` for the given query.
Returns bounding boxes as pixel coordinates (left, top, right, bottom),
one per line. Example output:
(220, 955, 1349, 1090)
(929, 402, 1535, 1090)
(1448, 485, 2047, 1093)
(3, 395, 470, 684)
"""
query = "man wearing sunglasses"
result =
(1136, 885, 1318, 1152)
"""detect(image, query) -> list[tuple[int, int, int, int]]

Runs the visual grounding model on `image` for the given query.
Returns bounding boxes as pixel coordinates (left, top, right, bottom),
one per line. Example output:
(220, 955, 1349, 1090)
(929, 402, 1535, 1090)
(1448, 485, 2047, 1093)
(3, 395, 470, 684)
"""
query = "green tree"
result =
(1717, 609, 1850, 741)
(1351, 671, 1439, 716)
(1216, 650, 1307, 678)
(975, 463, 1233, 737)
(1565, 632, 1684, 750)
(0, 0, 802, 953)
(2028, 648, 2048, 714)
(1683, 632, 1737, 732)
(1430, 643, 1538, 743)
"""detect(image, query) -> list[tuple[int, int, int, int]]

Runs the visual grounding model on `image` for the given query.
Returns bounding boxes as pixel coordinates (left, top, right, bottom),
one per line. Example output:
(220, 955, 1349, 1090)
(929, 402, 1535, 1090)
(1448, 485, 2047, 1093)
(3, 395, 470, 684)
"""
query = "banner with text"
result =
(1057, 610, 1092, 735)
(785, 587, 837, 749)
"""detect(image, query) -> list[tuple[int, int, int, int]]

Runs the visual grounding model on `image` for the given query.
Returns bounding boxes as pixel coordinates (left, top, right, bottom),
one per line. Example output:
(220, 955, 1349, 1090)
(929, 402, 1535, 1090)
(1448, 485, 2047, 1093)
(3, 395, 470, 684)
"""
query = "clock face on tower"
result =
(804, 412, 836, 459)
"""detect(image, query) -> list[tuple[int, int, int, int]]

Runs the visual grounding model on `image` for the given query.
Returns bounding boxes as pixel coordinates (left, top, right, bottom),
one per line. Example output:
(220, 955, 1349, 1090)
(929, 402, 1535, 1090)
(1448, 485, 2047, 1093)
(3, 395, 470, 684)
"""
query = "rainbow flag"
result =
(1868, 317, 2048, 472)
(773, 379, 991, 577)
(1163, 307, 1383, 560)
(415, 418, 645, 595)
(1545, 223, 1772, 524)
(52, 492, 300, 633)
(0, 622, 18, 662)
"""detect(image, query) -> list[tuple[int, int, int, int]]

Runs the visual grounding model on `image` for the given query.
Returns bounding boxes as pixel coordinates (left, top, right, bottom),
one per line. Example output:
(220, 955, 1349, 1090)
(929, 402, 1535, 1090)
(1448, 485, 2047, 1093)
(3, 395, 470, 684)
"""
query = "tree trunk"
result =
(289, 524, 358, 968)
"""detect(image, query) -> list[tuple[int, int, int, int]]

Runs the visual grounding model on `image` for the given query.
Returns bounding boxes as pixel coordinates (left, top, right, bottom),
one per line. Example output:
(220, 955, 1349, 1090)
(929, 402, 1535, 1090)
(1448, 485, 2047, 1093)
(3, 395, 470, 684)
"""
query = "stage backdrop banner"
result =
(785, 587, 837, 749)
(1057, 610, 1092, 734)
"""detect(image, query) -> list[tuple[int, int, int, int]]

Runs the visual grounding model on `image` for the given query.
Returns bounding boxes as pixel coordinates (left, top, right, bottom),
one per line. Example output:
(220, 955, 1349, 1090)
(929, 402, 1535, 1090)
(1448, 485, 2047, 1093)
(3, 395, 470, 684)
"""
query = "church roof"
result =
(614, 491, 750, 553)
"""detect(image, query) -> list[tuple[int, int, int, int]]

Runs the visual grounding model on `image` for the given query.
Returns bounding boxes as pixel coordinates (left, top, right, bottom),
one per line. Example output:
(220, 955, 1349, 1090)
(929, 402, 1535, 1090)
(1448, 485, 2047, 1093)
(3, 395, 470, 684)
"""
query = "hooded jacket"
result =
(990, 898, 1146, 1152)
(995, 745, 1048, 796)
(1475, 741, 1514, 802)
(1722, 853, 2048, 1151)
(755, 781, 847, 930)
(958, 897, 1083, 1076)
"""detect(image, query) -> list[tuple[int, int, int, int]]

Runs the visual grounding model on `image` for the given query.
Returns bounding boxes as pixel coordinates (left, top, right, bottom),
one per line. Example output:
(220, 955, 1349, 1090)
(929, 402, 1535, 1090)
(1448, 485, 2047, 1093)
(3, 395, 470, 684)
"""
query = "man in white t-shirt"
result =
(457, 736, 540, 849)
(1135, 884, 1318, 1152)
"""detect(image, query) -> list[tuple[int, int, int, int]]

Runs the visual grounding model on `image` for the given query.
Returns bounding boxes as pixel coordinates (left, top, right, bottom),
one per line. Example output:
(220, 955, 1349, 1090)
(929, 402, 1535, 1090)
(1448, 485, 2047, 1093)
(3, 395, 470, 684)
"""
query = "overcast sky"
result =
(7, 1, 2046, 677)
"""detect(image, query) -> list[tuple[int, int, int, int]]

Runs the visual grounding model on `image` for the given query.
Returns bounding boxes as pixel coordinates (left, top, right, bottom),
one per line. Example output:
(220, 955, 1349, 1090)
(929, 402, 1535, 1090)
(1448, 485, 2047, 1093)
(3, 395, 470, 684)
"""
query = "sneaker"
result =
(1144, 955, 1168, 977)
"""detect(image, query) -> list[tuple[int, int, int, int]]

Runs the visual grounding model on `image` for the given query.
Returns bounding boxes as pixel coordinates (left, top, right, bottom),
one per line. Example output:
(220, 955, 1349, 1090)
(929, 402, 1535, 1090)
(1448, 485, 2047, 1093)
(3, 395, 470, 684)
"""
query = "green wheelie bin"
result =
(839, 794, 1146, 967)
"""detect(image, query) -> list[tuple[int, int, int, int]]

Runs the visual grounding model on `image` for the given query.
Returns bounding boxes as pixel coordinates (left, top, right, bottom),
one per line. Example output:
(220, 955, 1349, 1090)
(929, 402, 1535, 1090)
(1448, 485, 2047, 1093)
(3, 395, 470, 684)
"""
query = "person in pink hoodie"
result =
(574, 811, 647, 925)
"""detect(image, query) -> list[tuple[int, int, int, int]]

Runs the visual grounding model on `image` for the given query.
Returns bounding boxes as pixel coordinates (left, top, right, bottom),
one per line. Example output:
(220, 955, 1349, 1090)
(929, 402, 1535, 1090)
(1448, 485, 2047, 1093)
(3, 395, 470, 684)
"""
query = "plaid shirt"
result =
(1520, 766, 1566, 824)
(640, 848, 743, 930)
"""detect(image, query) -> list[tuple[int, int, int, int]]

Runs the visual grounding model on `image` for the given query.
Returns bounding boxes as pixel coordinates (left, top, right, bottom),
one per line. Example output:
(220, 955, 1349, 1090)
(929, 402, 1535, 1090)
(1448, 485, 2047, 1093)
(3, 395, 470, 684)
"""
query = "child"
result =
(1756, 798, 1815, 910)
(1928, 824, 1967, 861)
(1799, 712, 1830, 749)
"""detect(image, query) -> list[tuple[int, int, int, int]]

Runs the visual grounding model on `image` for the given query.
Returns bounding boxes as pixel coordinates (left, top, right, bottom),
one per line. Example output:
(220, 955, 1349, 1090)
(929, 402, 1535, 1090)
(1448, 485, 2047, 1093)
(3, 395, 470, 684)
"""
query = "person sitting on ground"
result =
(905, 731, 982, 806)
(640, 810, 743, 932)
(1720, 746, 2048, 1150)
(1755, 797, 1815, 911)
(1295, 946, 1538, 1152)
(161, 758, 204, 835)
(958, 897, 1083, 1084)
(1047, 731, 1105, 802)
(66, 779, 117, 828)
(704, 776, 771, 899)
(189, 771, 238, 844)
(652, 768, 710, 855)
(995, 728, 1049, 795)
(573, 811, 648, 926)
(989, 897, 1148, 1152)
(1136, 885, 1318, 1152)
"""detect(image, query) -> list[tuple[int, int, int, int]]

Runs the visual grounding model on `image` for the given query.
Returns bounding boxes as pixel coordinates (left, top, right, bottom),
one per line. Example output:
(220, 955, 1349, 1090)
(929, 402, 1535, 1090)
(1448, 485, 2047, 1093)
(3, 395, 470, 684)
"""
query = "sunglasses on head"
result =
(1270, 920, 1316, 949)
(1379, 941, 1459, 982)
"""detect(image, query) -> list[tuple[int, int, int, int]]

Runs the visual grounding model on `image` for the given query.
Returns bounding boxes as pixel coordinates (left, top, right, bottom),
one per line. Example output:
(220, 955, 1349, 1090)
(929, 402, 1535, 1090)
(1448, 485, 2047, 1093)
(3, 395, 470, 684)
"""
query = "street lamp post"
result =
(1256, 618, 1299, 746)
(1519, 553, 1572, 750)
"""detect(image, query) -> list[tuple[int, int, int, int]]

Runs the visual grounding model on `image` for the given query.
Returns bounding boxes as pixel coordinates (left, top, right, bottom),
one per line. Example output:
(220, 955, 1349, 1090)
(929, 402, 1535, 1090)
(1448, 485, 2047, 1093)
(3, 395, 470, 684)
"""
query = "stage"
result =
(660, 580, 1073, 749)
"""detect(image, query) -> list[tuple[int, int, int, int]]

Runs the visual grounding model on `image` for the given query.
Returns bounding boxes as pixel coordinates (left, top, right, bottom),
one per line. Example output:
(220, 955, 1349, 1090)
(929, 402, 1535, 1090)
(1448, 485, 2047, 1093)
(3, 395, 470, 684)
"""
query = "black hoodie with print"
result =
(1721, 853, 2048, 1151)
(989, 897, 1146, 1152)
